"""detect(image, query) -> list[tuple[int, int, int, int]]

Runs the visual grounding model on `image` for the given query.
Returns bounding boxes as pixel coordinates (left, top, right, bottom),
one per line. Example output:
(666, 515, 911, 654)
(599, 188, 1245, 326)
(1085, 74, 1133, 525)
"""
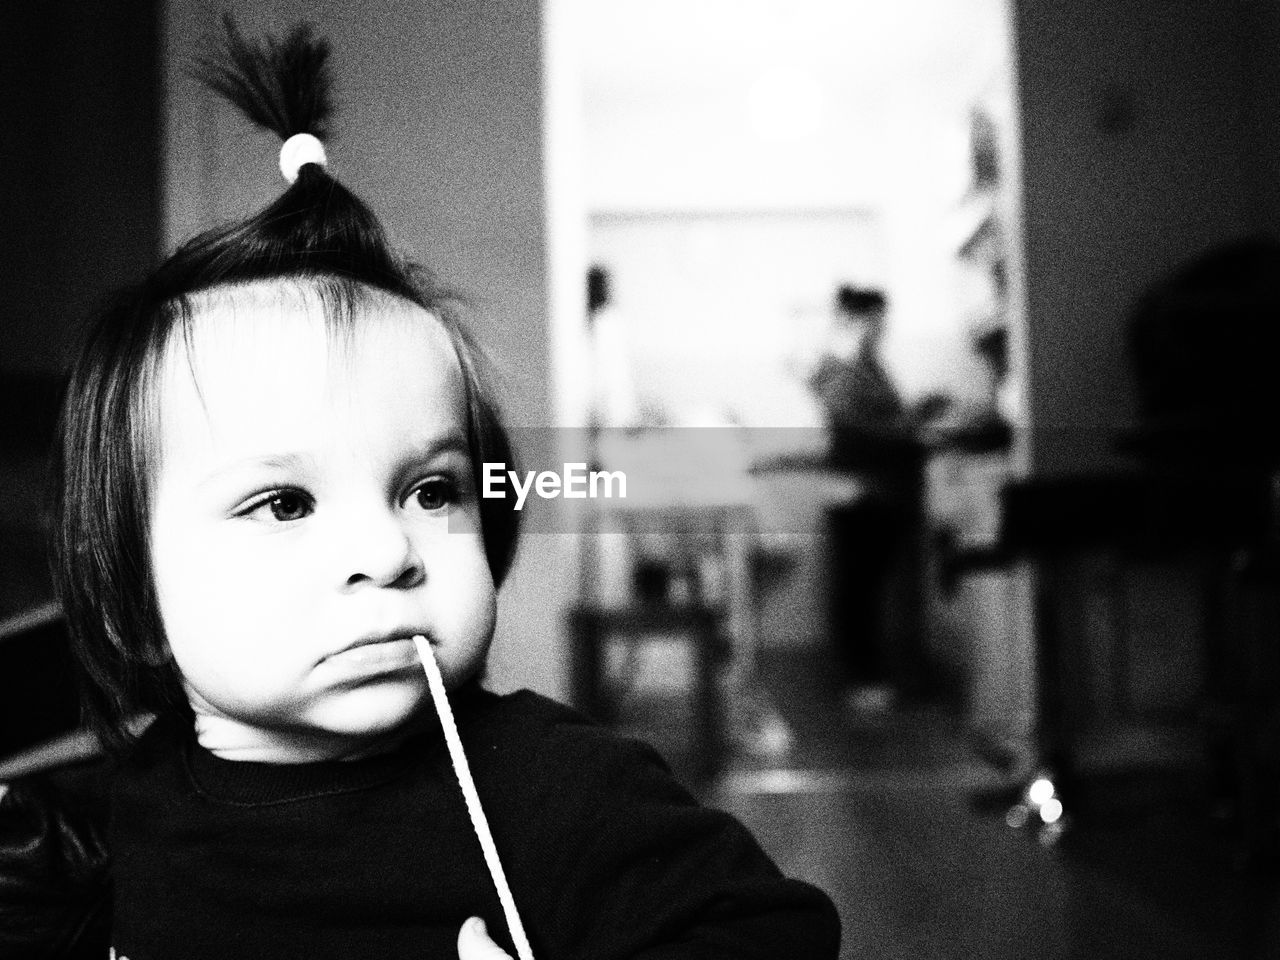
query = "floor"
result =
(622, 647, 1280, 960)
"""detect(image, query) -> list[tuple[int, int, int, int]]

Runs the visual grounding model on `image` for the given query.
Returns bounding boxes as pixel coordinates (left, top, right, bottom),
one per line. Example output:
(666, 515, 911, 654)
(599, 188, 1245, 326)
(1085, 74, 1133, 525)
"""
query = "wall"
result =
(1241, 0, 1280, 230)
(0, 4, 161, 623)
(588, 210, 884, 428)
(161, 0, 570, 698)
(581, 17, 998, 407)
(1013, 0, 1258, 476)
(1005, 0, 1280, 770)
(0, 3, 161, 382)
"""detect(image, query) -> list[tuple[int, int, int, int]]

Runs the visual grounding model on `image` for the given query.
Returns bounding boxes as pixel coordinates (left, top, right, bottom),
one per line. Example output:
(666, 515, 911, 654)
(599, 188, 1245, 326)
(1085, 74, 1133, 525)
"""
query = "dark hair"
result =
(50, 19, 520, 753)
(836, 284, 887, 315)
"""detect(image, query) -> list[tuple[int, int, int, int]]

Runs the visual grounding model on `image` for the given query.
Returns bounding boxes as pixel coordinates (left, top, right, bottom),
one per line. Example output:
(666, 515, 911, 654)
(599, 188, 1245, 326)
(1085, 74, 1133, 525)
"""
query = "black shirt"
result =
(6, 687, 840, 959)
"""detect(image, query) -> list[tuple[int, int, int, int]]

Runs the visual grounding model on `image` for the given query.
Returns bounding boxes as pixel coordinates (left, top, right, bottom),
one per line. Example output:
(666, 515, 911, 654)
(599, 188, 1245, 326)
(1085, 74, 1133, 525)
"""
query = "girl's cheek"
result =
(450, 537, 497, 626)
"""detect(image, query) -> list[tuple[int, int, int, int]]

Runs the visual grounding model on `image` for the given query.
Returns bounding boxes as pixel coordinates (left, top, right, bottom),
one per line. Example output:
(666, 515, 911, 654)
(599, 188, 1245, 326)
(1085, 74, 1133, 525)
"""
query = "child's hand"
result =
(457, 917, 514, 960)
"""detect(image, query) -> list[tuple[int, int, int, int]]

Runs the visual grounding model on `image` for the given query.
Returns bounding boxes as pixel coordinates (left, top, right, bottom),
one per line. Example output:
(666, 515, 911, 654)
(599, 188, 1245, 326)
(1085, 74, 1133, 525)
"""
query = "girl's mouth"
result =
(324, 636, 424, 673)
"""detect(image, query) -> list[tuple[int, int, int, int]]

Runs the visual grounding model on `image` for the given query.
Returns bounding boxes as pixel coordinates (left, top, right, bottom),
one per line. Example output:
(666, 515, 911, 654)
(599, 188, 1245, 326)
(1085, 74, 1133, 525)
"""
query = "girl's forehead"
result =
(179, 280, 449, 354)
(152, 281, 466, 454)
(162, 281, 460, 386)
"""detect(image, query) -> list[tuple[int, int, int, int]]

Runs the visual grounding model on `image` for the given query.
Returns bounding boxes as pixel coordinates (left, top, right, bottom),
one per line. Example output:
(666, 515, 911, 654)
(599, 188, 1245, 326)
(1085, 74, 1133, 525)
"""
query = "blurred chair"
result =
(946, 471, 1278, 858)
(568, 428, 761, 780)
(0, 602, 102, 779)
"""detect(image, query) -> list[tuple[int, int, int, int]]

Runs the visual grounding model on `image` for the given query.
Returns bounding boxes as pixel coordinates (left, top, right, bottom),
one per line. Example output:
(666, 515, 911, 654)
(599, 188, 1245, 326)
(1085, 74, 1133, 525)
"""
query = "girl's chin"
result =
(193, 686, 433, 762)
(308, 683, 432, 736)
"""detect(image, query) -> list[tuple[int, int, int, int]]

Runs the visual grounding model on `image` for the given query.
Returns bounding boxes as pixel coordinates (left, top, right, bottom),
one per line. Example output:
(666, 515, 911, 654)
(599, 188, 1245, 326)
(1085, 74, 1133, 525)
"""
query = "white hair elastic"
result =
(414, 635, 535, 960)
(278, 132, 327, 183)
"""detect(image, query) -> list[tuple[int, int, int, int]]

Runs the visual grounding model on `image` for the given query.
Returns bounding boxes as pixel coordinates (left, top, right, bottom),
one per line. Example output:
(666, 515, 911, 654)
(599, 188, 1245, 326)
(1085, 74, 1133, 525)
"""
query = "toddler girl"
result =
(0, 21, 840, 960)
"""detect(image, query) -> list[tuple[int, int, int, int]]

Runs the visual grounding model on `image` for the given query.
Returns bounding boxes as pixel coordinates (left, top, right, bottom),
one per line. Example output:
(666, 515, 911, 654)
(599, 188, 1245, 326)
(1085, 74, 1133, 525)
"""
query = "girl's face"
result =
(148, 284, 497, 762)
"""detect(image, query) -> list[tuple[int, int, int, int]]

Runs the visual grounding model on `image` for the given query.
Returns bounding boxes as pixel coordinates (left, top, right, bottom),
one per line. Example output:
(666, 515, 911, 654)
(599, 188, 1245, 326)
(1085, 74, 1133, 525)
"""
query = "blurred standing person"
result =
(807, 287, 905, 440)
(805, 285, 943, 713)
(586, 266, 641, 430)
(579, 266, 645, 608)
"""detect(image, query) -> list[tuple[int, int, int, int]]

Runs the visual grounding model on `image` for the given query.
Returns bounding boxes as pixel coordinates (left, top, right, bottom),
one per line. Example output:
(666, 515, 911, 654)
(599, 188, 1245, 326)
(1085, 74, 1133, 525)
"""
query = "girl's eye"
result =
(410, 477, 455, 512)
(250, 491, 312, 523)
(268, 492, 312, 522)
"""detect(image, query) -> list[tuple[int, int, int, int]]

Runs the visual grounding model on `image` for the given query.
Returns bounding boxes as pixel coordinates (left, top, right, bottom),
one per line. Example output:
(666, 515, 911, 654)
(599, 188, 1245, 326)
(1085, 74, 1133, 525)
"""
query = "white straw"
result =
(413, 635, 535, 960)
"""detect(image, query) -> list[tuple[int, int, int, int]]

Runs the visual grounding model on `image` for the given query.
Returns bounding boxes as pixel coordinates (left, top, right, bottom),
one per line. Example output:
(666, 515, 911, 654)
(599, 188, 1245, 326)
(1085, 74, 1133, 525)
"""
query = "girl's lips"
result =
(324, 637, 422, 672)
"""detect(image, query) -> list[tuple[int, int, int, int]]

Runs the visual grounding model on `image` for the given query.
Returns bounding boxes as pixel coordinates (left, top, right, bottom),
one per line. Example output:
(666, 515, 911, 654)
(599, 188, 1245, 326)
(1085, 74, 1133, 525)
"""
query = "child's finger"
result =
(456, 917, 515, 960)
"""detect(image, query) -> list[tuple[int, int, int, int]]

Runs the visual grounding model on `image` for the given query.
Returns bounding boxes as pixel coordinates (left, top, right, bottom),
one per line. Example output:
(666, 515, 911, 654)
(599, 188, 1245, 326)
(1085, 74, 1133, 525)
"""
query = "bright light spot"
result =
(746, 66, 825, 143)
(1040, 798, 1064, 824)
(1028, 777, 1055, 806)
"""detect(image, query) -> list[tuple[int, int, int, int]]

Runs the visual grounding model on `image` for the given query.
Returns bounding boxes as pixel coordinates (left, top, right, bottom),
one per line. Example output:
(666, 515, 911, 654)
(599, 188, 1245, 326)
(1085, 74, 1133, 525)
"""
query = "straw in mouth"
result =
(413, 635, 535, 960)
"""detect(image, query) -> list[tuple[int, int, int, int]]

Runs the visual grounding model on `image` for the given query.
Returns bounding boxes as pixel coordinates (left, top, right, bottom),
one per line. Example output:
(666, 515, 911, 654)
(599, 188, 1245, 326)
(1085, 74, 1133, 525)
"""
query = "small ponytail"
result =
(194, 16, 334, 144)
(143, 16, 407, 293)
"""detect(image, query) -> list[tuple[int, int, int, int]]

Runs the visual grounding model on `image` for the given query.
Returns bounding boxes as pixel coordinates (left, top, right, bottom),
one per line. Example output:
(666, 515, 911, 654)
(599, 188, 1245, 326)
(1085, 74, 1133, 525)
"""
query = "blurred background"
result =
(6, 0, 1280, 956)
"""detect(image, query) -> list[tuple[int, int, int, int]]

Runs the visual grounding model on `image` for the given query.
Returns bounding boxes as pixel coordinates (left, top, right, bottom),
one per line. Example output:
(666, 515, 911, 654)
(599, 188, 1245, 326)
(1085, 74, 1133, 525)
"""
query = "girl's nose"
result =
(338, 509, 425, 590)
